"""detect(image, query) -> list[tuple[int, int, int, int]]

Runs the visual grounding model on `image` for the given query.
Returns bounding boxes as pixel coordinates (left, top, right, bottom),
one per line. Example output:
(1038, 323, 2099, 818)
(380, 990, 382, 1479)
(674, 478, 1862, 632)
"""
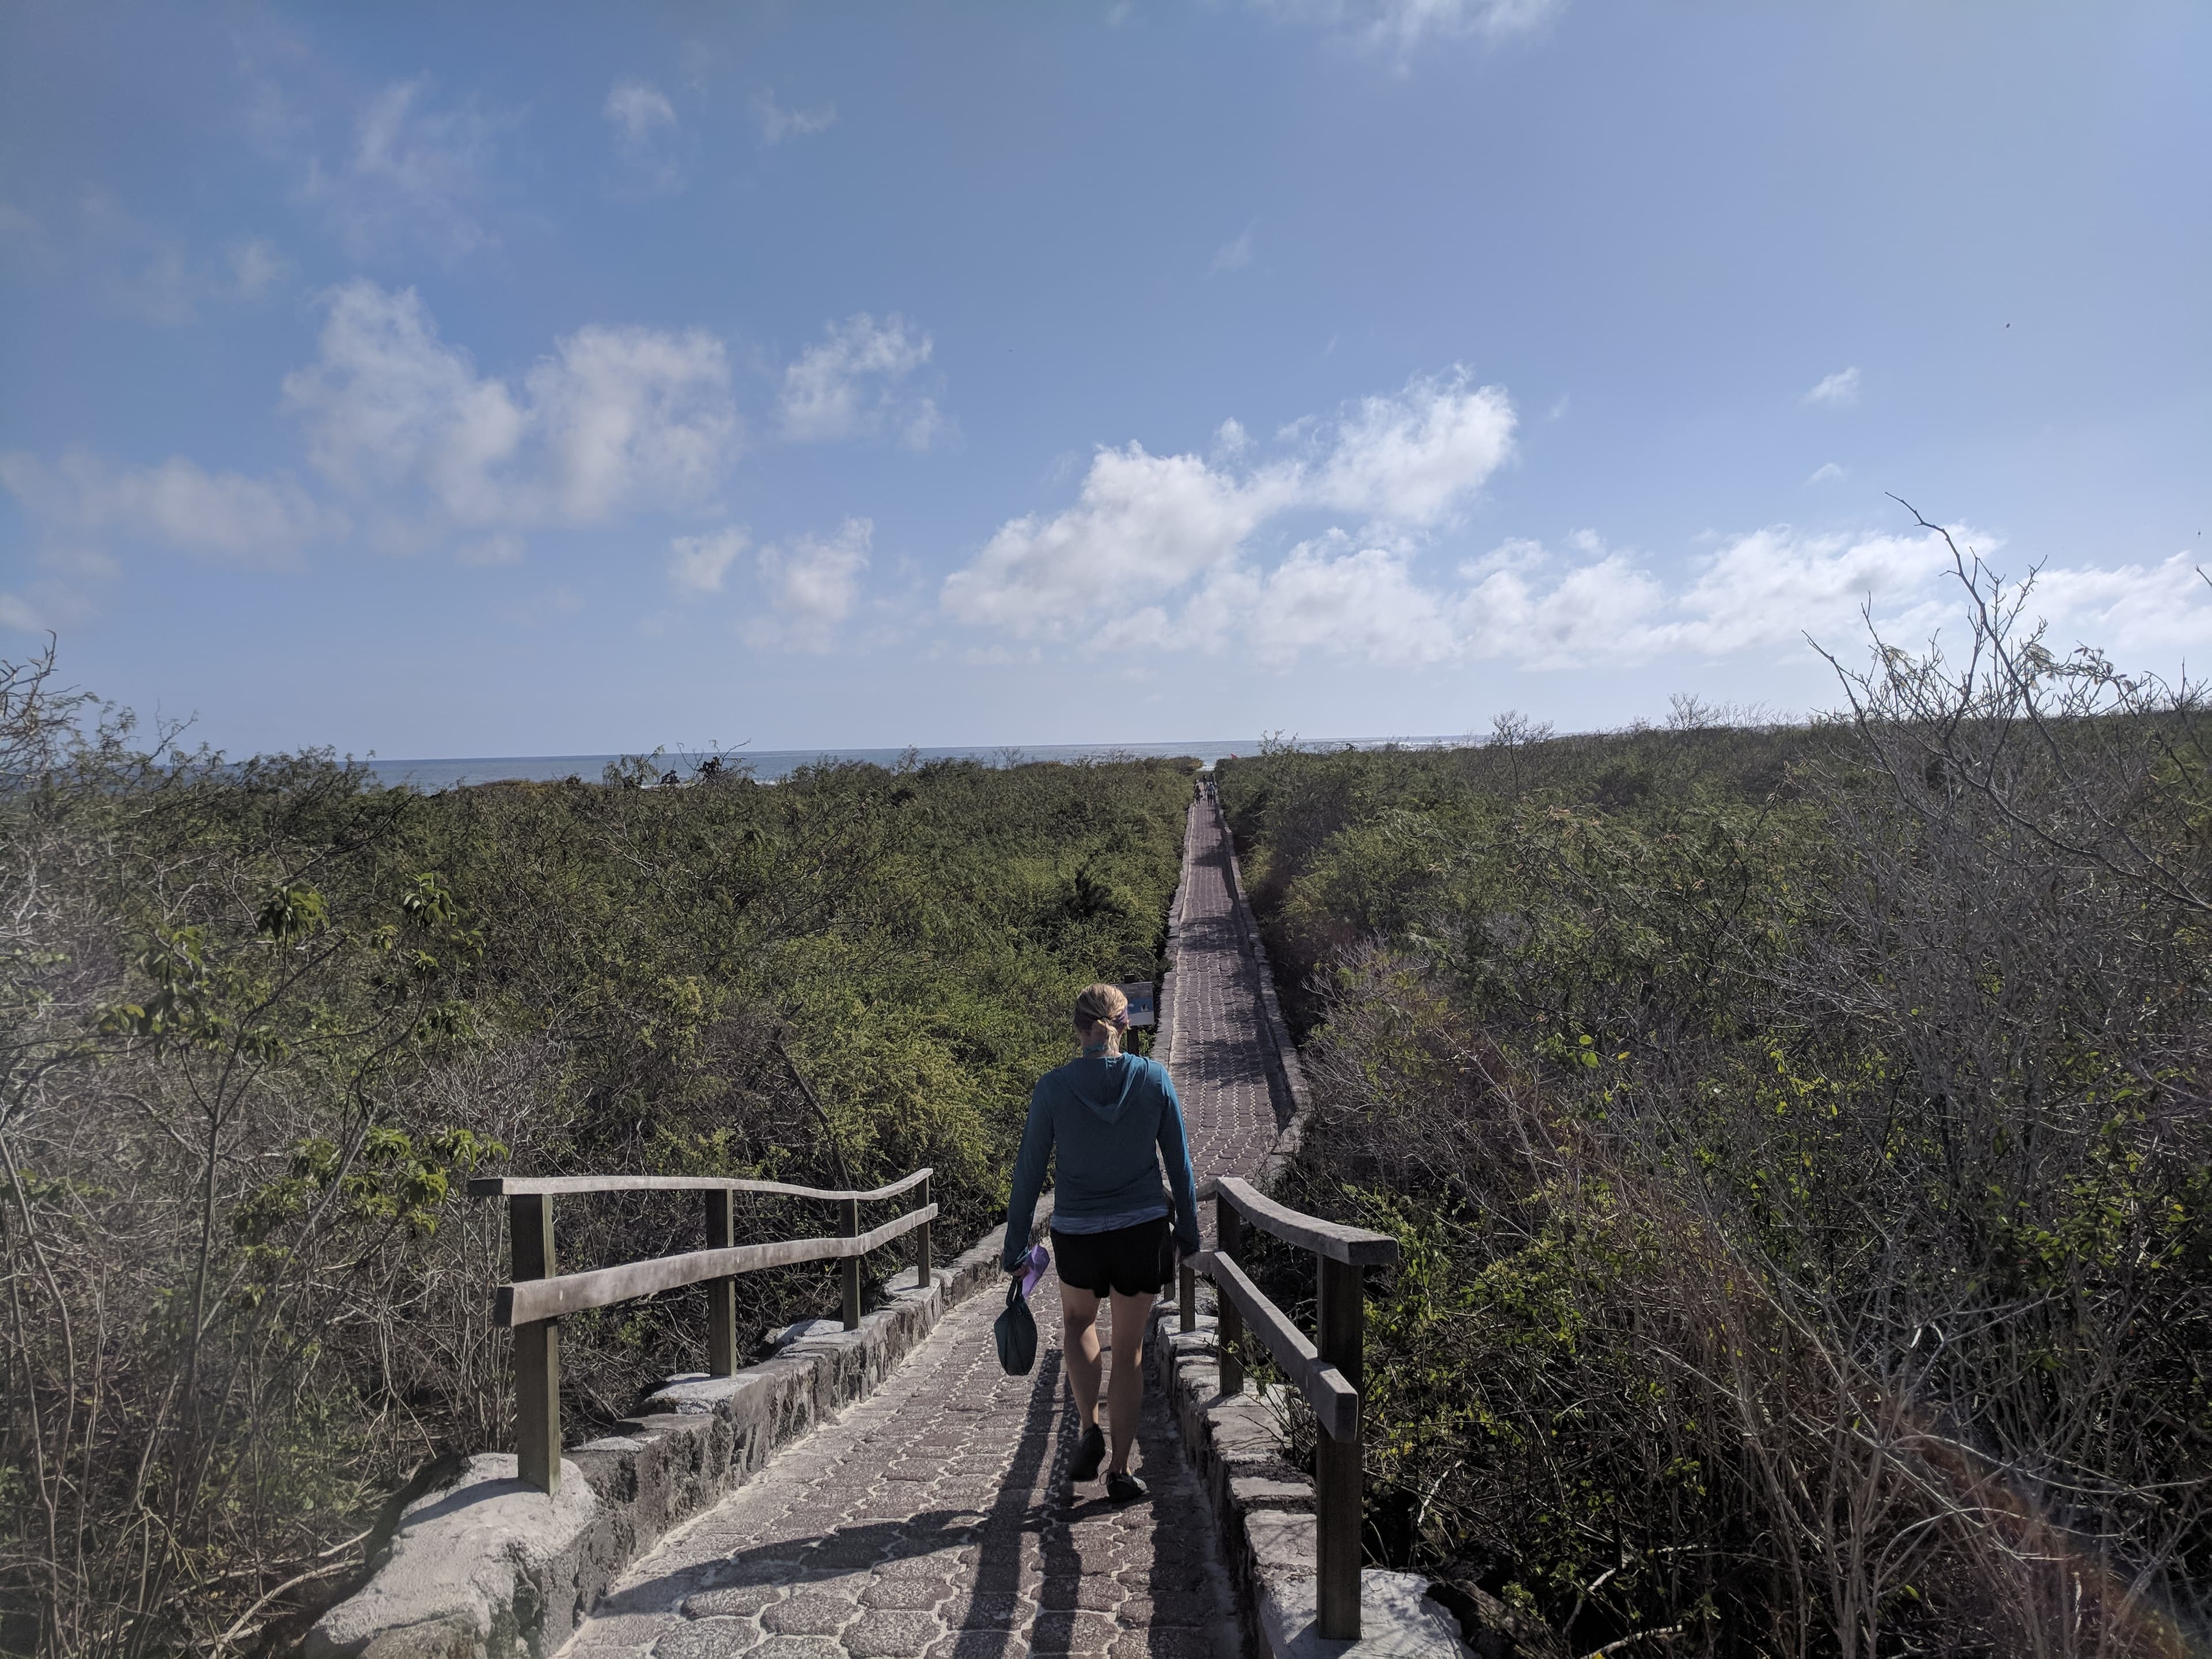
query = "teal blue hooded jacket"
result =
(1002, 1054, 1202, 1272)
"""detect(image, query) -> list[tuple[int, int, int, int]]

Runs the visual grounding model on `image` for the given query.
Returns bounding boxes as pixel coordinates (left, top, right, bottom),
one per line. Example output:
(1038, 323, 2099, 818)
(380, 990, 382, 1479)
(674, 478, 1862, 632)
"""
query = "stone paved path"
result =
(561, 798, 1282, 1659)
(1163, 796, 1285, 1186)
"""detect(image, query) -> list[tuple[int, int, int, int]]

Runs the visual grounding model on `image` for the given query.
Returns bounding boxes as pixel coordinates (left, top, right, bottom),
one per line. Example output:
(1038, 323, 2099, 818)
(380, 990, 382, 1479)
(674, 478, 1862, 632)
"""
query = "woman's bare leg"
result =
(1060, 1284, 1103, 1428)
(1105, 1289, 1156, 1474)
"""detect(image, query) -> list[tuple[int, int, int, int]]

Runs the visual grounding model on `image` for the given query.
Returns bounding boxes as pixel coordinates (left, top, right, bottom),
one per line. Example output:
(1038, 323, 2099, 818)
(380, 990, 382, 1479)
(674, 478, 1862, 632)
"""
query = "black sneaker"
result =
(1105, 1469, 1149, 1504)
(1070, 1423, 1107, 1483)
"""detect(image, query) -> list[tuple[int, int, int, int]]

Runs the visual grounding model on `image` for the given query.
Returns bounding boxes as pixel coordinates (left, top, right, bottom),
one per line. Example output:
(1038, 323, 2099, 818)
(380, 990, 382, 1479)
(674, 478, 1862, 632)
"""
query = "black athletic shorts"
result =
(1051, 1215, 1175, 1298)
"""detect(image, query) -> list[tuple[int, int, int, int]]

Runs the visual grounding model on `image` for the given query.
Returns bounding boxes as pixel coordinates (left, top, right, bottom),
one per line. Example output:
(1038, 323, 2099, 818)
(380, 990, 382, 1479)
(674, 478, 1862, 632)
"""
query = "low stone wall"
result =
(1152, 800, 1193, 1071)
(1209, 795, 1313, 1184)
(307, 1217, 1039, 1659)
(1147, 1302, 1468, 1659)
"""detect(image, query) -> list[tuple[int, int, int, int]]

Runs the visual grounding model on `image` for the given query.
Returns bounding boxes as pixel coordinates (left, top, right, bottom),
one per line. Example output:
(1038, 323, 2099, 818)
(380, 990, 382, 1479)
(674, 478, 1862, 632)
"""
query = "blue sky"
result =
(3, 2, 2209, 759)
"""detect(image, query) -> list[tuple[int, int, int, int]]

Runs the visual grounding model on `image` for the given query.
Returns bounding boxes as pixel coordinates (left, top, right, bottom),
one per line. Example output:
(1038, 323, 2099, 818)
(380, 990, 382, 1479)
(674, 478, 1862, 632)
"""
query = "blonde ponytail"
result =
(1073, 982, 1130, 1055)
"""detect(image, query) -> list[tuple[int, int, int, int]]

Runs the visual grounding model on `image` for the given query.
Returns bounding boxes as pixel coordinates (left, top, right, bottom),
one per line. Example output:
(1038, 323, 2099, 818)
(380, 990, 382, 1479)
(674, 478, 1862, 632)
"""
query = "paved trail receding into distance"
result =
(558, 801, 1284, 1659)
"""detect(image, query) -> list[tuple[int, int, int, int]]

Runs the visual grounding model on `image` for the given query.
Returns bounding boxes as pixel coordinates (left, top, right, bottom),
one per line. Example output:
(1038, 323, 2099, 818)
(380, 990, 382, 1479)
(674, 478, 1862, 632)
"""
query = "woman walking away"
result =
(1004, 983, 1202, 1501)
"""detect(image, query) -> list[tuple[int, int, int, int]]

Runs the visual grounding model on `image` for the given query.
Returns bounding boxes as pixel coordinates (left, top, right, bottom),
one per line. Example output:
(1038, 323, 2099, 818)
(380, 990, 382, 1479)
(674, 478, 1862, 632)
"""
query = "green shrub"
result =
(0, 653, 1195, 1659)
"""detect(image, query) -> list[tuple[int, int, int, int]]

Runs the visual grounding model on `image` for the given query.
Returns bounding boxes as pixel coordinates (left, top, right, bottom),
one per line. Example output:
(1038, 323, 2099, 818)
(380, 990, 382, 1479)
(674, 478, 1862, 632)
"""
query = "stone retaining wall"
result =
(306, 1215, 1044, 1659)
(1209, 794, 1313, 1184)
(1147, 1306, 1465, 1659)
(1150, 798, 1191, 1073)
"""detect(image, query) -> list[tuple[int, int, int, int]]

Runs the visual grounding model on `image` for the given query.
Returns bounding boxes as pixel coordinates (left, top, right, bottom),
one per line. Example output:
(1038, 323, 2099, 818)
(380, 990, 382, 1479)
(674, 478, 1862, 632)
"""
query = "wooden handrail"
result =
(1201, 1175, 1398, 1266)
(468, 1168, 933, 1203)
(495, 1205, 937, 1325)
(1188, 1248, 1358, 1440)
(1184, 1180, 1393, 1639)
(474, 1165, 935, 1497)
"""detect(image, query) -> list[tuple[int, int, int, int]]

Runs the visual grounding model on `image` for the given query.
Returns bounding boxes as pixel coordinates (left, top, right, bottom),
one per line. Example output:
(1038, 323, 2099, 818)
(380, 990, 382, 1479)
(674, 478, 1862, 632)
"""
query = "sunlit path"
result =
(556, 800, 1282, 1659)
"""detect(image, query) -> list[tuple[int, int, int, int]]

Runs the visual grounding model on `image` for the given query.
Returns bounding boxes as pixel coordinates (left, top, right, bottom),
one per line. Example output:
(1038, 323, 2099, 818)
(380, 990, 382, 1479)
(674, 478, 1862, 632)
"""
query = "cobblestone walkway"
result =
(562, 799, 1278, 1659)
(1165, 798, 1286, 1183)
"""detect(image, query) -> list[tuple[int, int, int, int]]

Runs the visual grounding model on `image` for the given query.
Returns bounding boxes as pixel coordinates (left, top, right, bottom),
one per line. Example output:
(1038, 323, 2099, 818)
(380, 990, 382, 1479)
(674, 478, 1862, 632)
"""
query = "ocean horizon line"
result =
(357, 736, 1474, 791)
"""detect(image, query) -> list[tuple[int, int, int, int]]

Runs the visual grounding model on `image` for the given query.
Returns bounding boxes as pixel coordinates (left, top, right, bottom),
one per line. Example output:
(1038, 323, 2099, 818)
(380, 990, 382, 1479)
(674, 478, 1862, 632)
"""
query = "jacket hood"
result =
(1065, 1055, 1146, 1124)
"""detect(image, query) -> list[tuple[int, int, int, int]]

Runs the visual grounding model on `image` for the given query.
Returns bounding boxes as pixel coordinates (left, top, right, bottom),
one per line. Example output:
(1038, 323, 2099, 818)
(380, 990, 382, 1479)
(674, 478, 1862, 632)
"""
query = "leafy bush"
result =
(1219, 555, 2212, 1657)
(0, 653, 1194, 1659)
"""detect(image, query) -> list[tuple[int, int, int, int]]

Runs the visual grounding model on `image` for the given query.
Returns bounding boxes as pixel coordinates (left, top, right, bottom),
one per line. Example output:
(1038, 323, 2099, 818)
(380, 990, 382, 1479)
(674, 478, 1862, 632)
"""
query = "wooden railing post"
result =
(1315, 1253, 1365, 1639)
(510, 1194, 560, 1494)
(704, 1188, 738, 1376)
(840, 1195, 862, 1330)
(1215, 1190, 1244, 1397)
(1179, 1257, 1196, 1334)
(914, 1175, 932, 1291)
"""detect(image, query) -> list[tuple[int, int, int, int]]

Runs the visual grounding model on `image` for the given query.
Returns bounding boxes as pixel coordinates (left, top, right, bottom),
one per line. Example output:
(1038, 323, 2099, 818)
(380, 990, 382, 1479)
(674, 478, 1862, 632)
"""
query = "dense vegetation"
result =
(0, 655, 1194, 1659)
(1219, 559, 2212, 1657)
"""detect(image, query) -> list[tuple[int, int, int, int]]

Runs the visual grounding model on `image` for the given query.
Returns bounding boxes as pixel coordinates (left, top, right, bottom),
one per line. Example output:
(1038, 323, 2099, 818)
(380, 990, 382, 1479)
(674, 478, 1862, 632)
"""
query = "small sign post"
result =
(1116, 980, 1156, 1028)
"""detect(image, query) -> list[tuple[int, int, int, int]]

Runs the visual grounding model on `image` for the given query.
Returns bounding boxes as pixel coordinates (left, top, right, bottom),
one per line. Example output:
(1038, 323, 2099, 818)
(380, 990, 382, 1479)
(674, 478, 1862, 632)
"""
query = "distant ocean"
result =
(356, 738, 1465, 792)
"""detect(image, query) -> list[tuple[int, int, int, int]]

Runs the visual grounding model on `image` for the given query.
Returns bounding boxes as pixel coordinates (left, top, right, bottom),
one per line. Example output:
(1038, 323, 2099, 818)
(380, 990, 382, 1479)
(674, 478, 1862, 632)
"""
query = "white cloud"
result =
(0, 450, 336, 568)
(941, 368, 1514, 637)
(605, 78, 676, 147)
(308, 77, 500, 260)
(1230, 525, 1960, 672)
(283, 280, 738, 528)
(1805, 366, 1861, 407)
(1458, 535, 1546, 578)
(2023, 554, 2212, 662)
(779, 313, 937, 444)
(1268, 0, 1562, 55)
(945, 445, 1278, 635)
(283, 280, 527, 521)
(747, 518, 872, 650)
(5, 281, 743, 591)
(225, 237, 290, 298)
(528, 324, 737, 519)
(900, 399, 948, 453)
(755, 91, 837, 145)
(1211, 227, 1254, 274)
(1253, 537, 1459, 665)
(1806, 461, 1846, 485)
(14, 196, 290, 321)
(1120, 523, 1941, 672)
(1456, 542, 1669, 669)
(669, 525, 749, 595)
(1308, 370, 1517, 525)
(605, 79, 682, 194)
(1661, 527, 1949, 658)
(944, 372, 2212, 674)
(0, 538, 109, 634)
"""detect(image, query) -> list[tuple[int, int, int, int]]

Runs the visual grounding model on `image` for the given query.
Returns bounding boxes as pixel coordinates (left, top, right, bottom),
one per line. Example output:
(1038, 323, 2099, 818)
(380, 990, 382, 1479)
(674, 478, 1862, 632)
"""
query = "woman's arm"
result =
(1002, 1084, 1054, 1271)
(1154, 1067, 1202, 1256)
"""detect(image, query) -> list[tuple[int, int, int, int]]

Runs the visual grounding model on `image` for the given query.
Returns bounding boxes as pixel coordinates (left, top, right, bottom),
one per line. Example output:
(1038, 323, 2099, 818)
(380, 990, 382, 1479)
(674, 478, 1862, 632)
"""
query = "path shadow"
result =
(948, 1343, 1067, 1659)
(1032, 1300, 1234, 1659)
(588, 1345, 1071, 1643)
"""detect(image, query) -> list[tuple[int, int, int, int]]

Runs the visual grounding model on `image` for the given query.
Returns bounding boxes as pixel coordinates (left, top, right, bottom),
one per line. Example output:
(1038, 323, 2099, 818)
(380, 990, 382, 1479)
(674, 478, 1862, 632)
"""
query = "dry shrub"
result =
(1228, 540, 2212, 1656)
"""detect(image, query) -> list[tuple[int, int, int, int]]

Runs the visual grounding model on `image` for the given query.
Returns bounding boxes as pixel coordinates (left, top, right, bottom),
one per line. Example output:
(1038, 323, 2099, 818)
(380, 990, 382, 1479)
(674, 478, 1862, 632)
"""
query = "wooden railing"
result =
(1180, 1175, 1398, 1641)
(468, 1169, 937, 1493)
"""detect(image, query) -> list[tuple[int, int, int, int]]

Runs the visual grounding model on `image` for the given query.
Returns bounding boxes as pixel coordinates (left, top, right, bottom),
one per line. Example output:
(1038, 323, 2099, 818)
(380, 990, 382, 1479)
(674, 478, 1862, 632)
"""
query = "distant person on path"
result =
(1005, 982, 1201, 1502)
